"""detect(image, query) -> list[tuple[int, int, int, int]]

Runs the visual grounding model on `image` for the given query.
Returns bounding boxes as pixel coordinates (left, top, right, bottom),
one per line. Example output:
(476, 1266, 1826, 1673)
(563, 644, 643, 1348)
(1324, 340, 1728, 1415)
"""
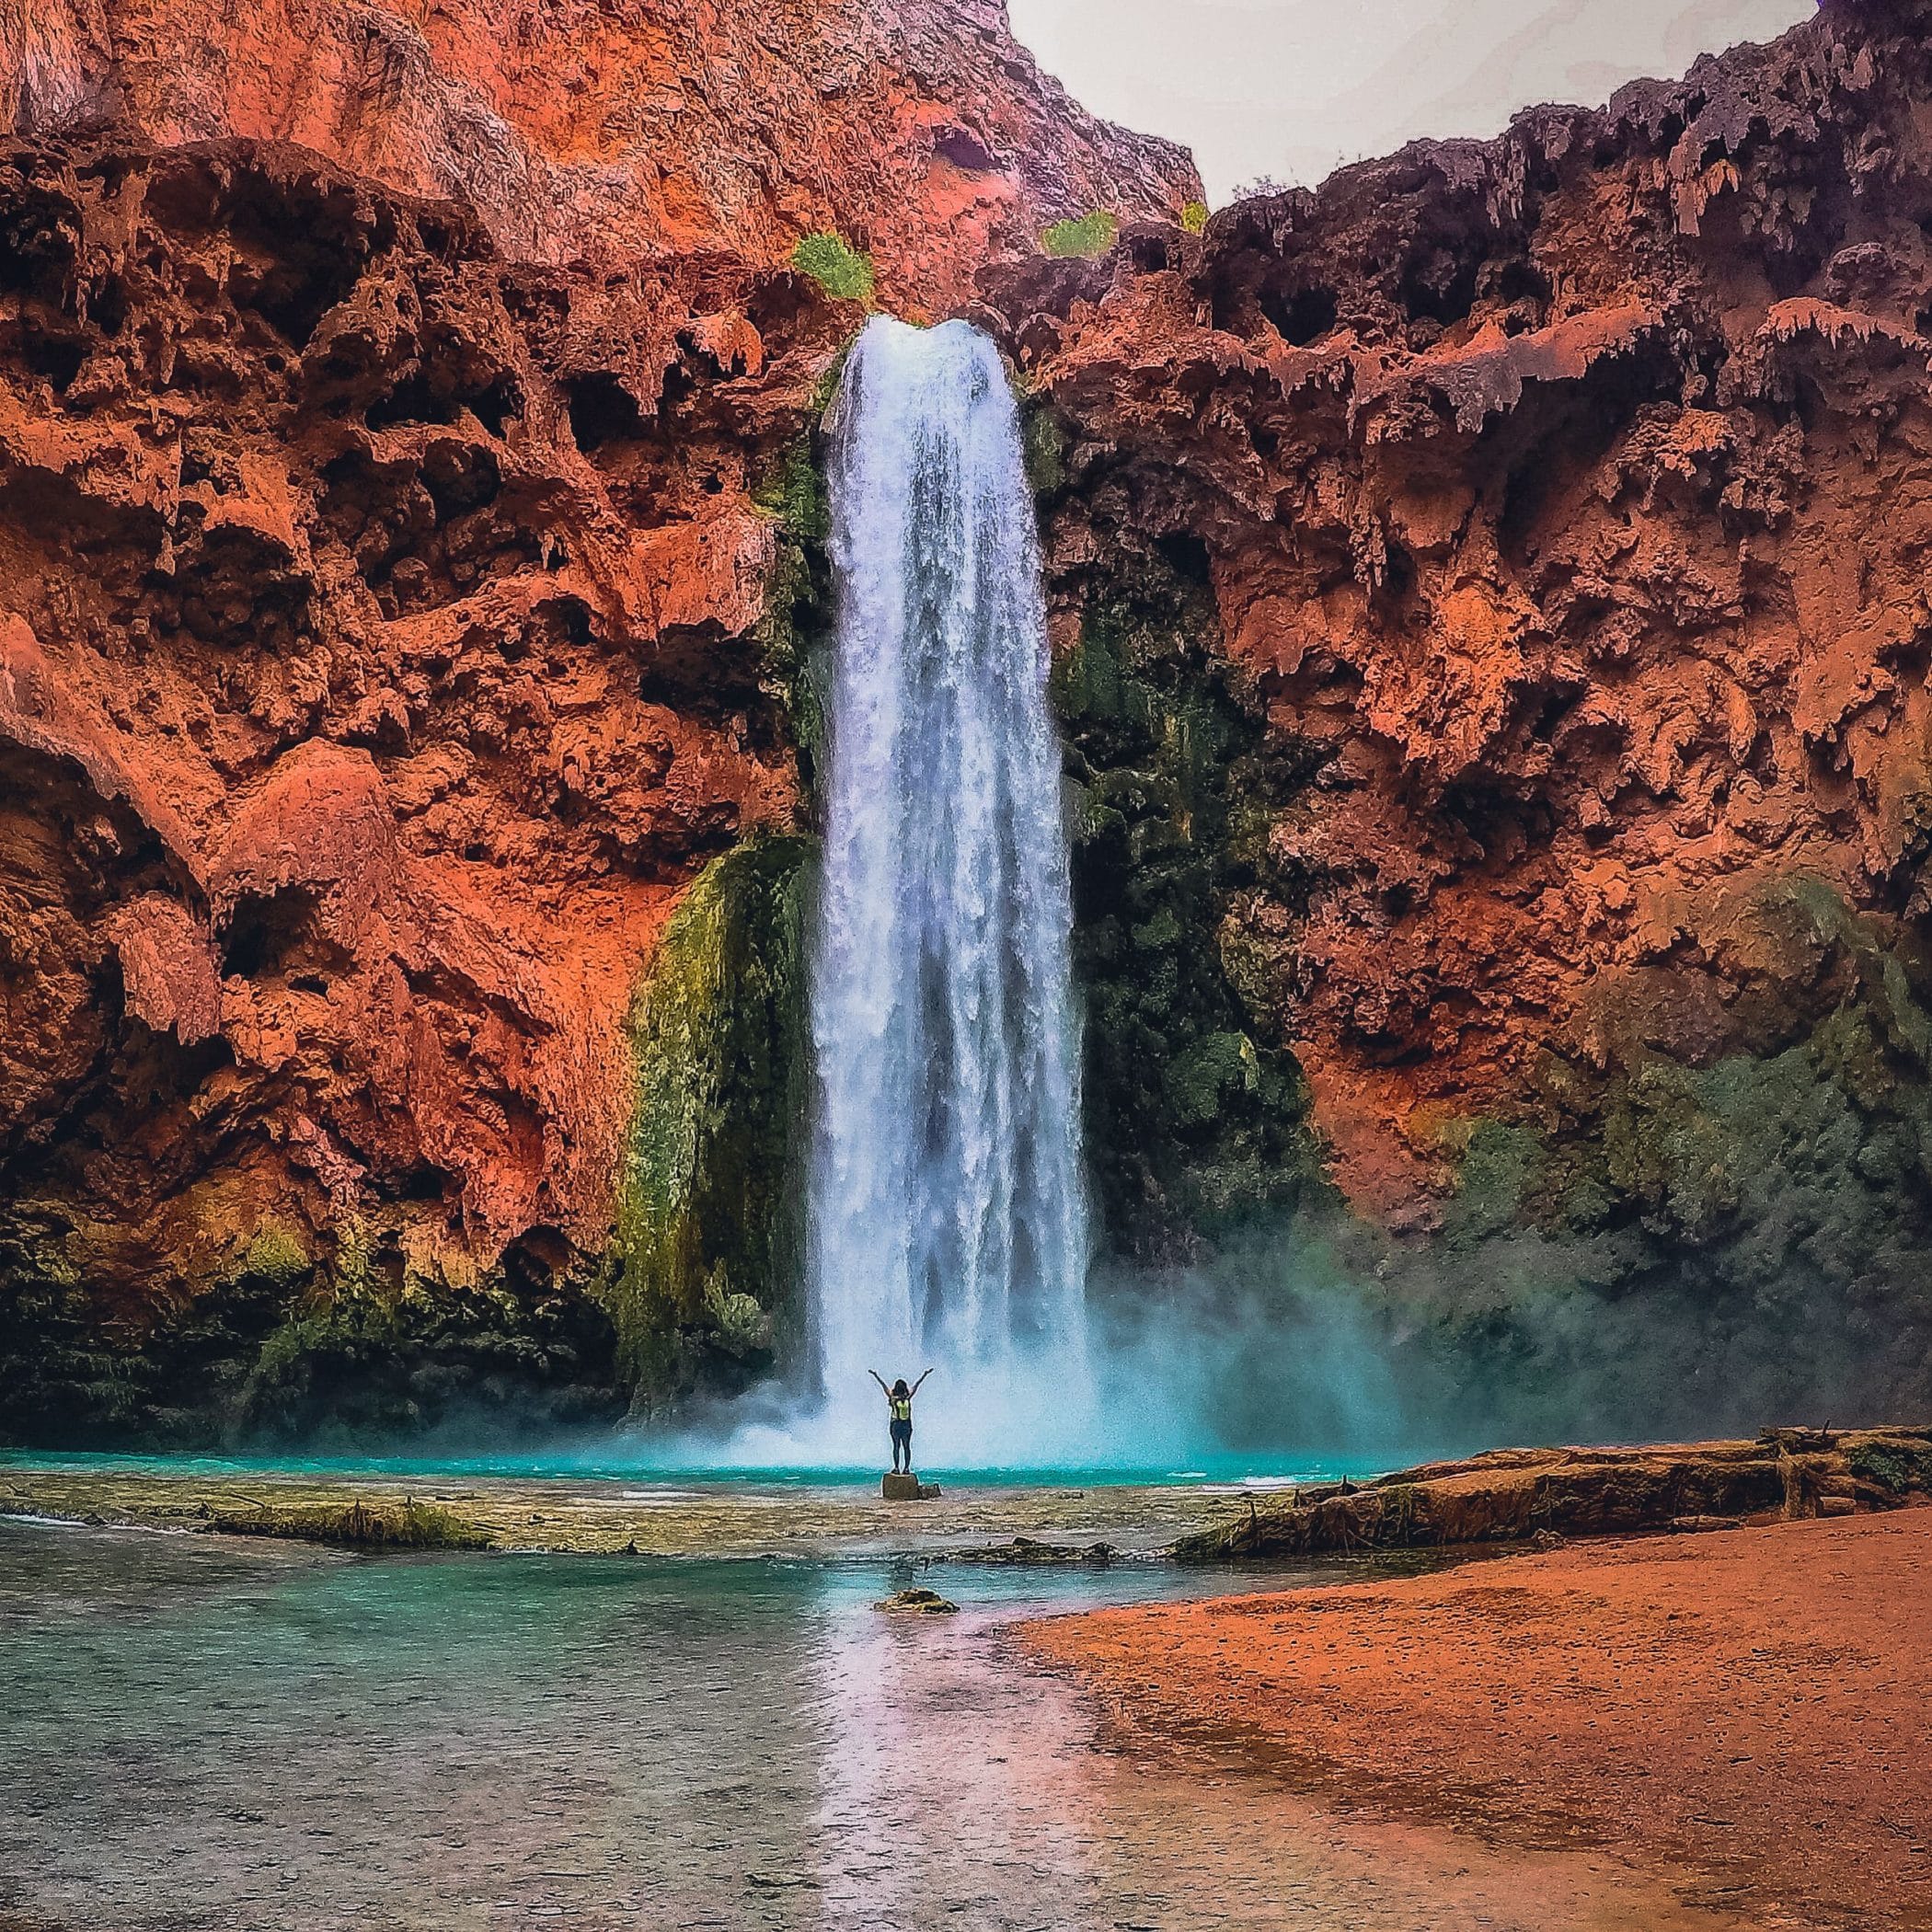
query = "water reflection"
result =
(813, 1558, 1099, 1923)
(0, 1524, 1747, 1932)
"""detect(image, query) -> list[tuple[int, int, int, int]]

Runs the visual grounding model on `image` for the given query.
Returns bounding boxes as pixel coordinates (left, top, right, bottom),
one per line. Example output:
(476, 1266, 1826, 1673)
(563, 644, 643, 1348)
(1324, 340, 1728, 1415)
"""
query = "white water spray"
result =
(799, 316, 1094, 1463)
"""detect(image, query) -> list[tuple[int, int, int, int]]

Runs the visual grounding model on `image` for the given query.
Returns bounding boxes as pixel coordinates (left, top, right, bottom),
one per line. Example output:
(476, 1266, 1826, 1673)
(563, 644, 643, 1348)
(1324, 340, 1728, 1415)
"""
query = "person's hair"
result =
(892, 1379, 909, 1397)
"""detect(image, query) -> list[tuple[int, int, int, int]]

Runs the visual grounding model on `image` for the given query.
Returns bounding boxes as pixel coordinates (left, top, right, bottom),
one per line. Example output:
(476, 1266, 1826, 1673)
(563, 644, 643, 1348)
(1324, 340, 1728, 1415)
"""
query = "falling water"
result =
(804, 316, 1092, 1456)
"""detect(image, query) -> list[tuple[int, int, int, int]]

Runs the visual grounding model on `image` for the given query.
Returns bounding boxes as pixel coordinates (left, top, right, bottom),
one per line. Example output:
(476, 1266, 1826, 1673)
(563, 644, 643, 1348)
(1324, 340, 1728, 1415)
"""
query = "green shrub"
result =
(751, 443, 828, 543)
(790, 233, 876, 304)
(1849, 1438, 1932, 1496)
(1041, 211, 1119, 259)
(1180, 200, 1210, 235)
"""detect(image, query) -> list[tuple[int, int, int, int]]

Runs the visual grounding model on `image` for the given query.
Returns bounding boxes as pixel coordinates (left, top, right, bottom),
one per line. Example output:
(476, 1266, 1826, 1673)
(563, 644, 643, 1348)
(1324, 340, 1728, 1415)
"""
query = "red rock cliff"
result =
(3, 0, 1197, 305)
(0, 142, 817, 1327)
(8, 0, 1932, 1442)
(985, 0, 1932, 1251)
(0, 1, 1194, 1438)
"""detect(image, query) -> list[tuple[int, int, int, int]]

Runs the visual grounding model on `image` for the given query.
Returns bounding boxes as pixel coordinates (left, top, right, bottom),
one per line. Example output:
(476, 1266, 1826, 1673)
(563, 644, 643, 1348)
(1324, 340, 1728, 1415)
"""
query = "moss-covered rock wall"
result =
(605, 833, 818, 1409)
(0, 1209, 626, 1452)
(1389, 880, 1932, 1429)
(1046, 530, 1330, 1260)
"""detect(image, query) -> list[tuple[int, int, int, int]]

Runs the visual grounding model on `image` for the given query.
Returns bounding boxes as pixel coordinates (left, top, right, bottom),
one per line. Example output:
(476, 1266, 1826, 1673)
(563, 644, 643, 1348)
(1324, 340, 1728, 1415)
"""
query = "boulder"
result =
(874, 1588, 958, 1615)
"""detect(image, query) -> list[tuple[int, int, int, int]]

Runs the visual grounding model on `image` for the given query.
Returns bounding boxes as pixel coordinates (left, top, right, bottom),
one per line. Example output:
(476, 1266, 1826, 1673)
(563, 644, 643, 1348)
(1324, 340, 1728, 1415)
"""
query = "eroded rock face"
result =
(0, 0, 1204, 1445)
(986, 0, 1932, 1264)
(0, 132, 849, 1438)
(1, 0, 1198, 307)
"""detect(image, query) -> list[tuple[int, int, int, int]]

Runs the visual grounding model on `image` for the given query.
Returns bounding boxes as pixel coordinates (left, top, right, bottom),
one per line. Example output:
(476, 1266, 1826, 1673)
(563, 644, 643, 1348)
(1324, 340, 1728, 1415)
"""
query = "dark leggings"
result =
(890, 1418, 913, 1472)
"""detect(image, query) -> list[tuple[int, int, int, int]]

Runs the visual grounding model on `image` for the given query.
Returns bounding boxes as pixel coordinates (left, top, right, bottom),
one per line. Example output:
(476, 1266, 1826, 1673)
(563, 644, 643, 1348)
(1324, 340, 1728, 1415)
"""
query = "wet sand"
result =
(1022, 1509, 1932, 1930)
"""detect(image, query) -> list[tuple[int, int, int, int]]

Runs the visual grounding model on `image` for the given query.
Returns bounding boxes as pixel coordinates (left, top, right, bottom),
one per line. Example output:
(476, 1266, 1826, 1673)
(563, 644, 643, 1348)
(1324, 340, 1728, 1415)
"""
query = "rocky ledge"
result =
(0, 1460, 1249, 1558)
(1173, 1426, 1932, 1558)
(4, 0, 1196, 307)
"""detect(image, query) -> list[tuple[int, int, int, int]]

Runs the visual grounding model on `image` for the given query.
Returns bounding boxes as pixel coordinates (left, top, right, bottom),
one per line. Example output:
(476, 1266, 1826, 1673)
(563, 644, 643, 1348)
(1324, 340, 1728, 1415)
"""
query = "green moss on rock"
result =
(1388, 889, 1932, 1432)
(235, 1221, 315, 1292)
(210, 1497, 495, 1550)
(235, 1260, 622, 1449)
(0, 1207, 623, 1452)
(1053, 559, 1328, 1254)
(753, 442, 830, 546)
(1442, 1122, 1539, 1248)
(608, 833, 817, 1407)
(790, 233, 876, 304)
(1849, 1435, 1932, 1495)
(1041, 211, 1120, 259)
(750, 405, 835, 805)
(1021, 402, 1069, 498)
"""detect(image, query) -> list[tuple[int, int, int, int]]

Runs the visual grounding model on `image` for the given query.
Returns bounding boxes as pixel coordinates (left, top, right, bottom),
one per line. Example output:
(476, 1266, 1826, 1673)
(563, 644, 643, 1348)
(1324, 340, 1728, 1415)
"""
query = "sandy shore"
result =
(1023, 1510, 1932, 1931)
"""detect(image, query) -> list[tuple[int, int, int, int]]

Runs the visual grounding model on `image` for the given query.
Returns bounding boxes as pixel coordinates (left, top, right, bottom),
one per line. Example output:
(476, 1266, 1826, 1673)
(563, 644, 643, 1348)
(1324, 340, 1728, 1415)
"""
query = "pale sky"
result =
(1007, 0, 1817, 204)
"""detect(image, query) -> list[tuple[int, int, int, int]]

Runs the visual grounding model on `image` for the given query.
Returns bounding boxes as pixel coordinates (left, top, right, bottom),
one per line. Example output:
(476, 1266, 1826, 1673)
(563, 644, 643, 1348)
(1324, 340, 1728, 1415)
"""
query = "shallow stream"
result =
(0, 1514, 1755, 1932)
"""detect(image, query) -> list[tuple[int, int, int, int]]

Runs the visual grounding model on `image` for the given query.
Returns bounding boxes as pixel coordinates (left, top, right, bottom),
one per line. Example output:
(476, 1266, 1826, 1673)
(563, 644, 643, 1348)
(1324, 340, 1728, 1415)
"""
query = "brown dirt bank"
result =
(1023, 1511, 1932, 1931)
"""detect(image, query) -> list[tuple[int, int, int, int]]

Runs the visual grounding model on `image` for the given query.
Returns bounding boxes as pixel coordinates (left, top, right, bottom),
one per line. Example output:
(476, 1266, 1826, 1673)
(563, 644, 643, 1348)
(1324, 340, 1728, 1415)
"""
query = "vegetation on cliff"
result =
(1041, 211, 1121, 259)
(607, 835, 817, 1408)
(789, 234, 877, 305)
(0, 1210, 625, 1452)
(1401, 881, 1932, 1431)
(1043, 519, 1330, 1257)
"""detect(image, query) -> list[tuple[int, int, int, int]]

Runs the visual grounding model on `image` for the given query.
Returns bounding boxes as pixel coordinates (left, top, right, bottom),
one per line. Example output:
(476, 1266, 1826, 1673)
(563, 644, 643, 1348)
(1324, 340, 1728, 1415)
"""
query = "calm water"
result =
(0, 1521, 1747, 1932)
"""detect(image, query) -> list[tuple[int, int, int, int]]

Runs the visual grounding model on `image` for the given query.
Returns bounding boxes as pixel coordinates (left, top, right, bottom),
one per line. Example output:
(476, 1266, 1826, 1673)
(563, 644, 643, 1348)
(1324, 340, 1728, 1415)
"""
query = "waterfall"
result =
(804, 316, 1092, 1458)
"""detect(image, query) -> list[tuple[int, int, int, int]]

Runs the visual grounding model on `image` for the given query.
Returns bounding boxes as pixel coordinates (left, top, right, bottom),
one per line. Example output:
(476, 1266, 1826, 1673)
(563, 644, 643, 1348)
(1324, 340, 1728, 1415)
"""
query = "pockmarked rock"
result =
(0, 0, 1196, 308)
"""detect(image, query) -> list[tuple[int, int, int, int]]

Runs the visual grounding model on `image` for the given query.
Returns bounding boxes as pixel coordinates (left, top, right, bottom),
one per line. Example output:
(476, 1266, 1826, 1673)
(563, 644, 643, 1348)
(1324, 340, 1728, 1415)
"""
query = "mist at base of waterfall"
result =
(625, 1351, 1198, 1478)
(581, 1195, 1906, 1479)
(622, 1259, 1420, 1479)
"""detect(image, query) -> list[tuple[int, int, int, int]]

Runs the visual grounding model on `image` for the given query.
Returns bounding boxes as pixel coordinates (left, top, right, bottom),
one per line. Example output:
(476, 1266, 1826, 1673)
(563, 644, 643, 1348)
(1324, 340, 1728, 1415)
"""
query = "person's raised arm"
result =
(912, 1367, 935, 1395)
(868, 1370, 891, 1397)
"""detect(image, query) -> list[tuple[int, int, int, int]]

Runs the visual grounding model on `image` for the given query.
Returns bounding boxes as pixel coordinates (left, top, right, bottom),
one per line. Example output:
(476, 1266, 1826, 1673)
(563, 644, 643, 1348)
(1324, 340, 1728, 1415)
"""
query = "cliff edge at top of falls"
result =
(0, 0, 1199, 307)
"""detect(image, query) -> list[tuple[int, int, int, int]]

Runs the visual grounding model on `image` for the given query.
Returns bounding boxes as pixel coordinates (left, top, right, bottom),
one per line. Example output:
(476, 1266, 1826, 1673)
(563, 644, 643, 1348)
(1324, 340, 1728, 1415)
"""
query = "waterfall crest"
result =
(805, 316, 1092, 1448)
